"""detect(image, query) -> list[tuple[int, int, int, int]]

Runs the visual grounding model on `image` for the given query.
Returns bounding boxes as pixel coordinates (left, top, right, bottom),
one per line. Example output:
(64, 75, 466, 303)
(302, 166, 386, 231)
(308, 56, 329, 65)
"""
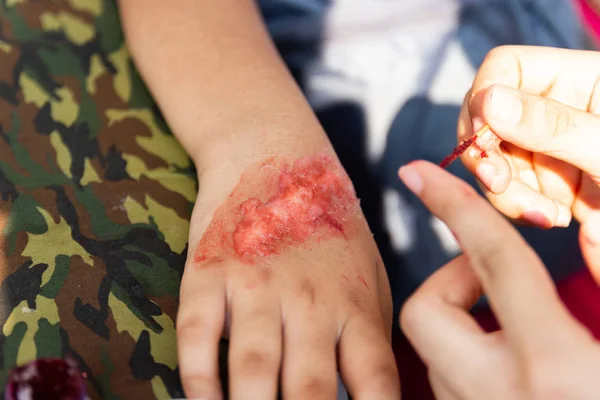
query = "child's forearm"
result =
(117, 0, 332, 175)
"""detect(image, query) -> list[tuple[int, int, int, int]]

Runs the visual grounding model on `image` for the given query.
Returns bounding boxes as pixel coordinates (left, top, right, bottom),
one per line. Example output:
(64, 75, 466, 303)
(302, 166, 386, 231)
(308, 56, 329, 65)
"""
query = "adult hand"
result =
(399, 160, 600, 400)
(177, 151, 400, 400)
(457, 46, 600, 278)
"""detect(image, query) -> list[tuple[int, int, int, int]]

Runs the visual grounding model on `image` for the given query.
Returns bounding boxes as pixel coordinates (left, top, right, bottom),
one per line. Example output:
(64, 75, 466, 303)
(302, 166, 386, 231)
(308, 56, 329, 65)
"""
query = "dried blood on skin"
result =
(193, 154, 360, 266)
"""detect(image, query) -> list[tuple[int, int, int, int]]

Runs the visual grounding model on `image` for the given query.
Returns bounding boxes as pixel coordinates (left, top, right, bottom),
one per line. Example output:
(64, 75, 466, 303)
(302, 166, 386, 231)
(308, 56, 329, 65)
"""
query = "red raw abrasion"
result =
(439, 134, 478, 169)
(480, 150, 488, 159)
(194, 154, 360, 265)
(5, 358, 87, 400)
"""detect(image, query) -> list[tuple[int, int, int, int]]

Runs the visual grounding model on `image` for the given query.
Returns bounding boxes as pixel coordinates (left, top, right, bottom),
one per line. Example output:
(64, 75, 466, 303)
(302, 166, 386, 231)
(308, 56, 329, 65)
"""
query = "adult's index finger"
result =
(398, 160, 576, 352)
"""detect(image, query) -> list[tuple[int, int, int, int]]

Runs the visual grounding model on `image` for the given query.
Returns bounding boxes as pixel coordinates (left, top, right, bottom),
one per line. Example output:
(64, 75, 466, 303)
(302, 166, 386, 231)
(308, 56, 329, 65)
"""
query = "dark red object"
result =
(4, 358, 87, 400)
(439, 134, 478, 169)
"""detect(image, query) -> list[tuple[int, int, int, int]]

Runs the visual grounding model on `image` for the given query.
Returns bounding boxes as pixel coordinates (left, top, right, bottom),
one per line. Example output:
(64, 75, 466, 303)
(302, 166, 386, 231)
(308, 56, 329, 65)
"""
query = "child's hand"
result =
(177, 151, 399, 400)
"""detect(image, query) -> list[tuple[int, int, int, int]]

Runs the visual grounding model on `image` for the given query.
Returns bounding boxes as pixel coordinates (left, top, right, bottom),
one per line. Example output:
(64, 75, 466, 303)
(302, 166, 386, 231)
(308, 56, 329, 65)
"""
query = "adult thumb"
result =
(479, 84, 600, 183)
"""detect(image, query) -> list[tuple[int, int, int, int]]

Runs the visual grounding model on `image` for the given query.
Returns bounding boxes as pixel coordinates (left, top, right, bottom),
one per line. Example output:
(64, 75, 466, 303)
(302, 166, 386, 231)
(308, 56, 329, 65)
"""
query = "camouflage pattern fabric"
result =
(0, 0, 203, 398)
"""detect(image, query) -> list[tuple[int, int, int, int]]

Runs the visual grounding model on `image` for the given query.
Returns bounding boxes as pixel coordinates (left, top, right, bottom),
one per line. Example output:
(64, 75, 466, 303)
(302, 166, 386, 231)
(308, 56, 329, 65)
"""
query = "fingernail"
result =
(583, 215, 600, 245)
(399, 164, 424, 195)
(475, 163, 498, 191)
(490, 86, 523, 126)
(555, 203, 572, 228)
(472, 116, 485, 133)
(521, 210, 552, 229)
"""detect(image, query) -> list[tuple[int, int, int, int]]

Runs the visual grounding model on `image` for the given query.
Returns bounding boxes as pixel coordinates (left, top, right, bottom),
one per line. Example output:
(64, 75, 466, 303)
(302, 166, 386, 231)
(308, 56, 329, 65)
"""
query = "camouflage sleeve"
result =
(0, 1, 215, 398)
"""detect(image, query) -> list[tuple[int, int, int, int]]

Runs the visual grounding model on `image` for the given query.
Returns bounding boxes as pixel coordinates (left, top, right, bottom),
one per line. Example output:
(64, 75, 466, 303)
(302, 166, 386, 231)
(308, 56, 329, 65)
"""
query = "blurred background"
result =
(258, 0, 595, 333)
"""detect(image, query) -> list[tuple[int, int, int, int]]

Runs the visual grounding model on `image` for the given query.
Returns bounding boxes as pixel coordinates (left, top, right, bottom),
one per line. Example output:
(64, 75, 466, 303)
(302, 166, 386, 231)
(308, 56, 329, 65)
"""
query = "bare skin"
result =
(186, 152, 396, 399)
(456, 46, 600, 280)
(116, 0, 399, 398)
(193, 154, 362, 266)
(399, 161, 600, 400)
(406, 44, 600, 397)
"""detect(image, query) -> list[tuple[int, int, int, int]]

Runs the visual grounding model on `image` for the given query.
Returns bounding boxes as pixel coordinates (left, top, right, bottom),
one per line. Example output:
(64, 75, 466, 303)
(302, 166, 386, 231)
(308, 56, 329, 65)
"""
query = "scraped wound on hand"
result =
(193, 154, 361, 266)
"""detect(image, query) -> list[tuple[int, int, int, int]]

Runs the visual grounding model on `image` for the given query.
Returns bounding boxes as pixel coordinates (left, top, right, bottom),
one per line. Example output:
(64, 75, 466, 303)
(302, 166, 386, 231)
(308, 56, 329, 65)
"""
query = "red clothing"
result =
(575, 0, 600, 45)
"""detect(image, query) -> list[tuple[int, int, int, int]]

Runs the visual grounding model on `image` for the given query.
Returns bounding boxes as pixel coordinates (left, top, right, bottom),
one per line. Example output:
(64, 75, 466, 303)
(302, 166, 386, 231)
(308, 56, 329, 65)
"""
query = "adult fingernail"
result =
(475, 163, 498, 191)
(490, 86, 523, 126)
(583, 215, 600, 245)
(521, 210, 552, 229)
(472, 116, 485, 133)
(399, 164, 424, 195)
(555, 203, 572, 228)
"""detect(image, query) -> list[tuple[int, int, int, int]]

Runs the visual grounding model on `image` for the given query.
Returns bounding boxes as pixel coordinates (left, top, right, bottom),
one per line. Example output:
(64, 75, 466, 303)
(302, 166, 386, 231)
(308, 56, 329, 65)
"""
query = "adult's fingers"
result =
(177, 267, 226, 399)
(401, 255, 526, 400)
(228, 287, 282, 400)
(338, 316, 400, 400)
(471, 46, 600, 109)
(428, 371, 463, 400)
(427, 345, 519, 400)
(457, 90, 511, 194)
(484, 176, 572, 229)
(461, 46, 600, 196)
(398, 161, 577, 353)
(458, 102, 575, 228)
(401, 256, 485, 389)
(477, 84, 600, 183)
